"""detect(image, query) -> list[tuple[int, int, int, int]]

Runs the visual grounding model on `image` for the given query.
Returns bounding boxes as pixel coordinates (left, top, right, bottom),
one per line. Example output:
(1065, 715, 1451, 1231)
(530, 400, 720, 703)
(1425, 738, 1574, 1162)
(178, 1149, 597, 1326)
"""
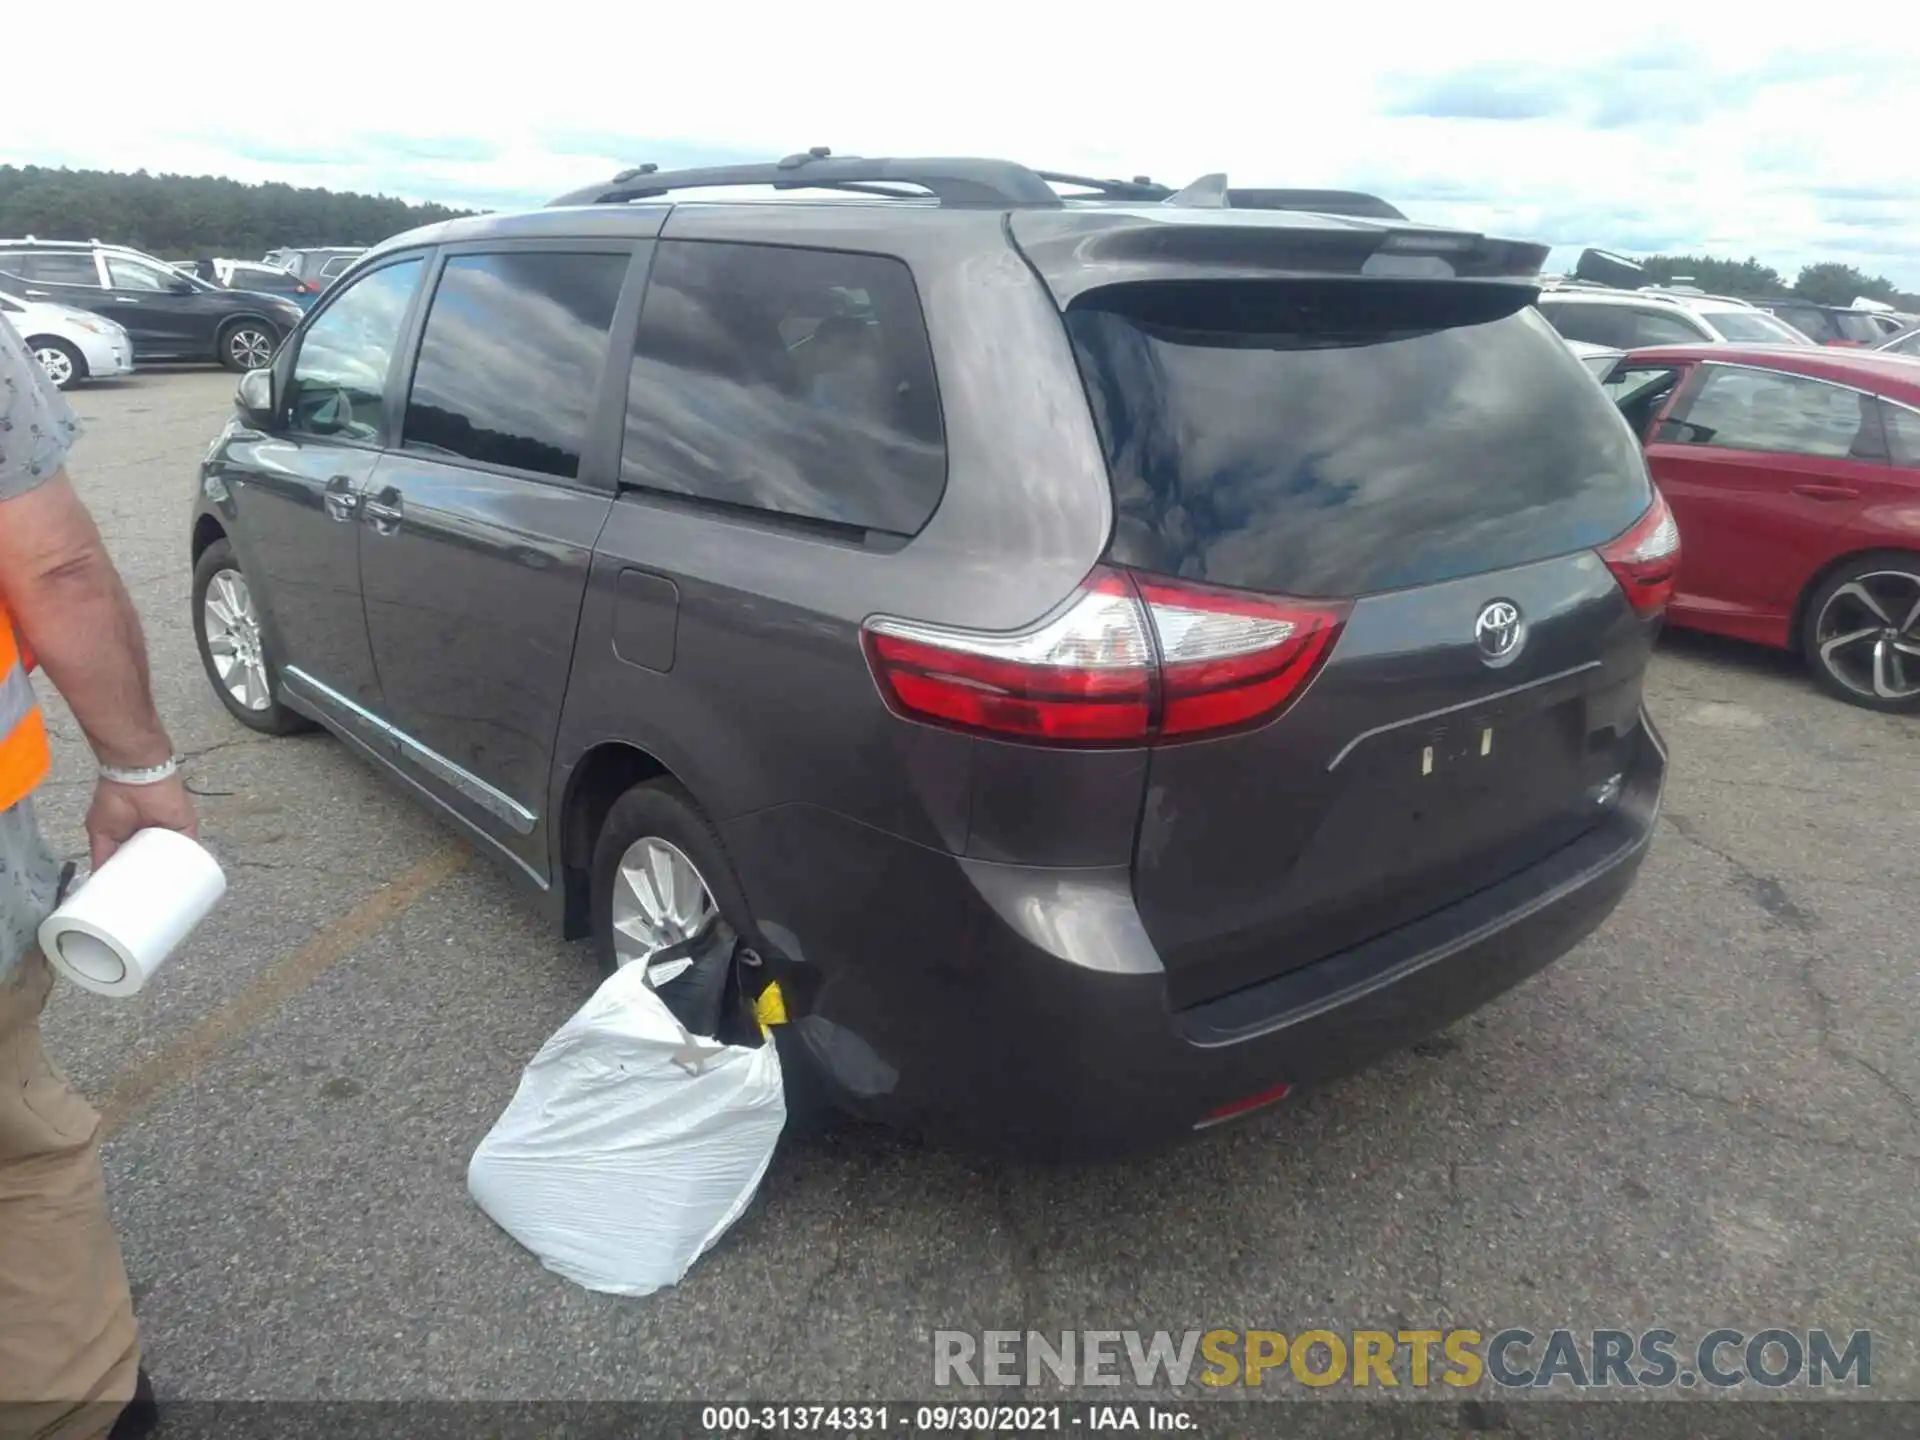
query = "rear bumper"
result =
(731, 715, 1664, 1159)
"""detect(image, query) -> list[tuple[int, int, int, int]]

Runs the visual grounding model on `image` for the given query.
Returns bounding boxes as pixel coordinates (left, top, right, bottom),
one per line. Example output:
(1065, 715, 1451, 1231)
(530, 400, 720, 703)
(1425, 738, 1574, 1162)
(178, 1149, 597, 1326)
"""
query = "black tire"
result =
(1799, 550, 1920, 713)
(589, 777, 831, 1127)
(26, 336, 86, 390)
(217, 318, 278, 373)
(191, 539, 312, 734)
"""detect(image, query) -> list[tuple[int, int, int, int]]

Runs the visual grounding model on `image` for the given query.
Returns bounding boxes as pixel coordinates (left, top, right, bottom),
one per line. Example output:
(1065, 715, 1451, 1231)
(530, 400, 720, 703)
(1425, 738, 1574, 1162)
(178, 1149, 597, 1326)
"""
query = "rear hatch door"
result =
(1054, 272, 1661, 1008)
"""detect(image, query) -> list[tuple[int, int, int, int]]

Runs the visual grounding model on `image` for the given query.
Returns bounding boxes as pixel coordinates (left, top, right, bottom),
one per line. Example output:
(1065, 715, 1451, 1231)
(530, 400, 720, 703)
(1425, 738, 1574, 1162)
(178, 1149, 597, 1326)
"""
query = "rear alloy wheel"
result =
(1803, 555, 1920, 712)
(29, 338, 85, 390)
(609, 835, 719, 979)
(220, 322, 277, 372)
(589, 780, 744, 981)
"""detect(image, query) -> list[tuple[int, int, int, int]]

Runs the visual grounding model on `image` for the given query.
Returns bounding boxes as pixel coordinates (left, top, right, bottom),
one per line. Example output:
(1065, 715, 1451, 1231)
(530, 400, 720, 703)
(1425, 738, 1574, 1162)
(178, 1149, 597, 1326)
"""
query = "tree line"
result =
(0, 165, 476, 261)
(4, 164, 1914, 310)
(1634, 253, 1918, 311)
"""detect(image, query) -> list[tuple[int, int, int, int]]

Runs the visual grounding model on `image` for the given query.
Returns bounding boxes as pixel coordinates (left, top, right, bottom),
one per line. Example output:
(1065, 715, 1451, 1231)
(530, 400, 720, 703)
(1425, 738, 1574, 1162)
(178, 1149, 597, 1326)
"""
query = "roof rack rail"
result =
(549, 153, 1409, 222)
(1035, 171, 1174, 201)
(549, 148, 1064, 209)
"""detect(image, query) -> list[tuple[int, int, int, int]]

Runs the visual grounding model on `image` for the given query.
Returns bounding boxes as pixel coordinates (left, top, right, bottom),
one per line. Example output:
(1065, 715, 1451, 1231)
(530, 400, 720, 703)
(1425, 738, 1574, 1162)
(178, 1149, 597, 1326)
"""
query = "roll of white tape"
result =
(38, 828, 226, 998)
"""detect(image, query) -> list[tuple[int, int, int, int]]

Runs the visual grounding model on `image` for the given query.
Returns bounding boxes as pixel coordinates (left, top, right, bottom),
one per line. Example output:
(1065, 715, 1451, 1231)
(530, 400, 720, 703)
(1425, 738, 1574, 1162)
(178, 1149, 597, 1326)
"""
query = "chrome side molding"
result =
(282, 667, 538, 835)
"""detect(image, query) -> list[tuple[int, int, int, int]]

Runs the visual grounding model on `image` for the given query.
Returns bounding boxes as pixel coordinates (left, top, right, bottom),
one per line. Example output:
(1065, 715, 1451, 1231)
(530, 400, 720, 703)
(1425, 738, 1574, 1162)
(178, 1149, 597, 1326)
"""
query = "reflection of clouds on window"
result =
(619, 241, 945, 534)
(1882, 403, 1920, 466)
(400, 252, 627, 480)
(290, 259, 422, 438)
(1069, 299, 1649, 598)
(1682, 369, 1871, 459)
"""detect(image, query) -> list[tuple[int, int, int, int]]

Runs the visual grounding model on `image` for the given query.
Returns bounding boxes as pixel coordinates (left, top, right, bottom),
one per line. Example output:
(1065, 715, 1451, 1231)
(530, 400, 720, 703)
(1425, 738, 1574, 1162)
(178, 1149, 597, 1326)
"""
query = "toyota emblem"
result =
(1474, 600, 1526, 667)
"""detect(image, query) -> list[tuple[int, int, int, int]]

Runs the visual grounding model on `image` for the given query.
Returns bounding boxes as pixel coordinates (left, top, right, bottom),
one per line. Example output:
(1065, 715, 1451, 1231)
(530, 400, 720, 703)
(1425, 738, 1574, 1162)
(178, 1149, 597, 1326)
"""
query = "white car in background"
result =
(1560, 338, 1626, 379)
(1536, 285, 1815, 349)
(0, 289, 134, 389)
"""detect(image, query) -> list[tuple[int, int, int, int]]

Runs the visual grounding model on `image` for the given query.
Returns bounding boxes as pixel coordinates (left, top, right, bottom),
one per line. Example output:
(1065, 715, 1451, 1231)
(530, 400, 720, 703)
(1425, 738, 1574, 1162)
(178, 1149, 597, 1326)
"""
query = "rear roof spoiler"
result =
(1007, 208, 1549, 306)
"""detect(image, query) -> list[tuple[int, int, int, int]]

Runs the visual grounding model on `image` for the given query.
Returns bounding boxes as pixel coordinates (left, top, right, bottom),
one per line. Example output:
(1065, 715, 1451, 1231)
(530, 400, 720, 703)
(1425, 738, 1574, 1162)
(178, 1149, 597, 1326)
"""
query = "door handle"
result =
(322, 475, 359, 523)
(112, 296, 141, 305)
(1790, 483, 1861, 502)
(363, 486, 404, 536)
(23, 289, 48, 299)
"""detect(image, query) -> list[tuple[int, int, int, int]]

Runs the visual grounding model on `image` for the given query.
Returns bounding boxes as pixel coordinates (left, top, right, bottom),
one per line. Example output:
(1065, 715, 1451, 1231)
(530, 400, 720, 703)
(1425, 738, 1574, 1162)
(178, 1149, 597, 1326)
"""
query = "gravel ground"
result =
(27, 367, 1918, 1417)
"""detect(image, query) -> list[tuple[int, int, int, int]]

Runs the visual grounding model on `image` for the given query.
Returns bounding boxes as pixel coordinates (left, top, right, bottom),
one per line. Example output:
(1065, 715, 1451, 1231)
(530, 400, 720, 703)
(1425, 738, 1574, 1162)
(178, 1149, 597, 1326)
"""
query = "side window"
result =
(622, 240, 947, 534)
(105, 256, 178, 291)
(13, 253, 101, 287)
(1773, 307, 1833, 344)
(237, 266, 295, 294)
(1624, 309, 1707, 346)
(1539, 303, 1626, 349)
(1603, 365, 1684, 437)
(401, 250, 627, 480)
(1889, 331, 1920, 358)
(320, 256, 355, 278)
(1882, 403, 1920, 467)
(1659, 367, 1883, 460)
(286, 259, 424, 442)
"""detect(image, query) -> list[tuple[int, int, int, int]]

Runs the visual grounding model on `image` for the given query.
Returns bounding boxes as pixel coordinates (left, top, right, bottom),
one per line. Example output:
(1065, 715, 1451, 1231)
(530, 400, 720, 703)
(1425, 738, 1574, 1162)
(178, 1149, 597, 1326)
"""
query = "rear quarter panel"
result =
(549, 206, 1125, 867)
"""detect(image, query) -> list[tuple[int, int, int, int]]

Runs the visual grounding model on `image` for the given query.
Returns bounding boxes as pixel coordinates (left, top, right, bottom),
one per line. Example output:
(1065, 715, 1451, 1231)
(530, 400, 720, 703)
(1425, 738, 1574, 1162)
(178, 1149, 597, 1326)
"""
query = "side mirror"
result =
(169, 278, 195, 295)
(236, 367, 275, 429)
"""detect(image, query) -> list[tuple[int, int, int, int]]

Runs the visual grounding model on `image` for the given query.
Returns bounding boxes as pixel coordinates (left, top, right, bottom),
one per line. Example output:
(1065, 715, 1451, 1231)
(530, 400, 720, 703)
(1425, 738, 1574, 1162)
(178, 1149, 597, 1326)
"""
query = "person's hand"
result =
(86, 774, 200, 870)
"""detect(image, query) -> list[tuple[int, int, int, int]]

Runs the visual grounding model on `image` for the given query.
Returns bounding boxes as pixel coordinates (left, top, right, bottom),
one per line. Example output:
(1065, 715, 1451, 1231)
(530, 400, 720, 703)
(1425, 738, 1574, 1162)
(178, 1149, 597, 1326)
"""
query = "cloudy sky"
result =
(9, 2, 1918, 285)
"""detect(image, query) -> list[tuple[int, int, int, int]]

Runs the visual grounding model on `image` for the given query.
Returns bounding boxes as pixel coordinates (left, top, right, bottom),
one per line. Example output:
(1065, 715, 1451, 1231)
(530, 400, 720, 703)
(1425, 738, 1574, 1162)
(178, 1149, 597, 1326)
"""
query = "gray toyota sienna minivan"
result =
(189, 155, 1674, 1156)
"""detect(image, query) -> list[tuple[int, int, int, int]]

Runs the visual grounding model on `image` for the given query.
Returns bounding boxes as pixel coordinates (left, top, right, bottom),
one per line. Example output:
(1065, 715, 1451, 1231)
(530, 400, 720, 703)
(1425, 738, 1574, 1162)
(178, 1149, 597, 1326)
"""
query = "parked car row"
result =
(0, 237, 370, 386)
(263, 246, 365, 288)
(0, 237, 305, 377)
(1754, 299, 1893, 348)
(179, 257, 324, 310)
(1539, 281, 1815, 349)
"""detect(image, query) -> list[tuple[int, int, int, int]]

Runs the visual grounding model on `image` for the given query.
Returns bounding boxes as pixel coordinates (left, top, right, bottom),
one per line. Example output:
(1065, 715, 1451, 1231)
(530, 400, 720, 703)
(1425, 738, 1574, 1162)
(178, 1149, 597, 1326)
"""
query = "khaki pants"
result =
(0, 951, 139, 1440)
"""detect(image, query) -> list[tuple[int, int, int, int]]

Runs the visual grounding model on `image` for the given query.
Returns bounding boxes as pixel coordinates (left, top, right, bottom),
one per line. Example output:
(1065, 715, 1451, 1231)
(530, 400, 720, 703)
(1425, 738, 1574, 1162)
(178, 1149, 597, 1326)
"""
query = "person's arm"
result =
(0, 321, 197, 867)
(0, 475, 175, 769)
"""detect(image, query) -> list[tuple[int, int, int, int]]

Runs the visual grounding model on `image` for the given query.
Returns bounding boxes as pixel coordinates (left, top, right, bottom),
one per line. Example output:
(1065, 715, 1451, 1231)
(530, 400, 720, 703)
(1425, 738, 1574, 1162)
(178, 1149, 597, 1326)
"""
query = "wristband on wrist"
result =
(99, 756, 182, 786)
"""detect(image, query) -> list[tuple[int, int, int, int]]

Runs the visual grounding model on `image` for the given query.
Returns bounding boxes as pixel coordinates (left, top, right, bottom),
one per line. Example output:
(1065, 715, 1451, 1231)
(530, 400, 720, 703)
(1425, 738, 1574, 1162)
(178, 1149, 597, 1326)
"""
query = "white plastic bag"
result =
(467, 961, 786, 1296)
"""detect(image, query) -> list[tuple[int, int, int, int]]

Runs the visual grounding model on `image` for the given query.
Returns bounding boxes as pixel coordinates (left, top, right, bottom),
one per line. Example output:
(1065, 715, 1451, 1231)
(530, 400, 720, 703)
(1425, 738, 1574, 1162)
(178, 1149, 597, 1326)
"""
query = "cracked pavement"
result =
(28, 370, 1919, 1405)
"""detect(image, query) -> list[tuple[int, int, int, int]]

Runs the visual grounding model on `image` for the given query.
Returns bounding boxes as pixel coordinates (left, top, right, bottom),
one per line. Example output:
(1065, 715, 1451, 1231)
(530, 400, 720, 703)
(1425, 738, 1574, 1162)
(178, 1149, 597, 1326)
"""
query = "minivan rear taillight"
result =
(1598, 490, 1680, 616)
(862, 567, 1349, 746)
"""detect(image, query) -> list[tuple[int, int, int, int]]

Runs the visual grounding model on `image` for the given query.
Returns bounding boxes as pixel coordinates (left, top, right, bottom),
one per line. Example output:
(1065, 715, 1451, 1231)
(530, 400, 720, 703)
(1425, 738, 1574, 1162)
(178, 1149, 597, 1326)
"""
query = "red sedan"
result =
(1604, 343, 1920, 711)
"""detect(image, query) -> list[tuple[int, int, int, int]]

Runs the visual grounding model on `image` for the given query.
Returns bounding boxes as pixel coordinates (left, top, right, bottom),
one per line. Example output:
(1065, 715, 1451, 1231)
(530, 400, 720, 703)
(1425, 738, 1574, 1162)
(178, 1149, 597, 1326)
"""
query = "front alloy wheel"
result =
(190, 537, 311, 735)
(1809, 565, 1920, 710)
(32, 342, 79, 389)
(225, 326, 275, 371)
(203, 568, 271, 712)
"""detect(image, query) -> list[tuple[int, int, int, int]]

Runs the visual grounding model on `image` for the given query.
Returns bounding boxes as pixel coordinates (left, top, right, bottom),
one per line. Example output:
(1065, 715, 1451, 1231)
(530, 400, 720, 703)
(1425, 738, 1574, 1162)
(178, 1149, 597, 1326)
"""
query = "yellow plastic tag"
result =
(754, 980, 788, 1036)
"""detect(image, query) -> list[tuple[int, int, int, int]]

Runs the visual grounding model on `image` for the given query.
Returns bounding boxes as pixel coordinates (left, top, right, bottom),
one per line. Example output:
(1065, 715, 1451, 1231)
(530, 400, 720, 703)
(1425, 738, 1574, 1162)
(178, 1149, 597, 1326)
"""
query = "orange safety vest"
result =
(0, 603, 51, 811)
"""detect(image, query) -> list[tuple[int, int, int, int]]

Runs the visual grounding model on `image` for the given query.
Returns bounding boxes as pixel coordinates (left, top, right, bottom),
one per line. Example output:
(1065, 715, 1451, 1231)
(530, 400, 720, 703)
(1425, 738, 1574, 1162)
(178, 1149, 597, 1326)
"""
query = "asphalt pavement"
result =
(29, 368, 1920, 1407)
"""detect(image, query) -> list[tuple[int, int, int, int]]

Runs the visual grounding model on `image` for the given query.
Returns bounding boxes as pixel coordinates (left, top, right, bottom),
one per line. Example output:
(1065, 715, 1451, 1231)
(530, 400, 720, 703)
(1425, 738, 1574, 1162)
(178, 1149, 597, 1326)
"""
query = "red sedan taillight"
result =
(861, 566, 1349, 746)
(1598, 489, 1681, 616)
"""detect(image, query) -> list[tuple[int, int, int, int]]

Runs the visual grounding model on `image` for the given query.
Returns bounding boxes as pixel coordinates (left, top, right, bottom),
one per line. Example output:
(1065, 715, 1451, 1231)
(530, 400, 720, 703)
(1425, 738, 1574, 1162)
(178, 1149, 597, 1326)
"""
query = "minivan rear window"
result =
(1065, 282, 1652, 599)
